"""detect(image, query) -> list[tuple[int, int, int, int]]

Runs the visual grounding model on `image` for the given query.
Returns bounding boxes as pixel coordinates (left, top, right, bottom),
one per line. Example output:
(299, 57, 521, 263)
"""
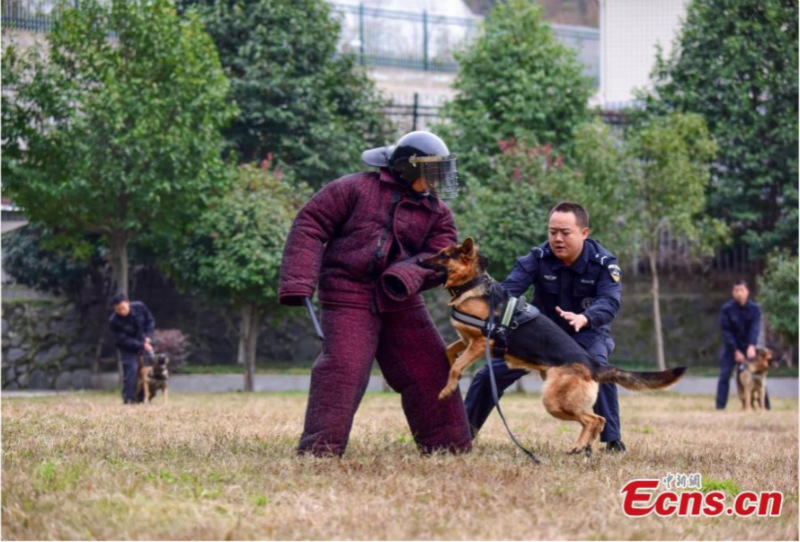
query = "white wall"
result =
(600, 0, 689, 107)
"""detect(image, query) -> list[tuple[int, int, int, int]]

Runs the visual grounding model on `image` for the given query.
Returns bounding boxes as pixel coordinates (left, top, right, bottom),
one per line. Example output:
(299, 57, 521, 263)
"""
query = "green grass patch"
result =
(701, 478, 740, 494)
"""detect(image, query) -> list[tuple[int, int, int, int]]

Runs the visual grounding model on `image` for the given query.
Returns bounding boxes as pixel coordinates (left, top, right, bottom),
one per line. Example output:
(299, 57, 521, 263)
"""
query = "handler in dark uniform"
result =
(109, 293, 155, 404)
(716, 279, 769, 410)
(464, 201, 627, 452)
(278, 131, 472, 457)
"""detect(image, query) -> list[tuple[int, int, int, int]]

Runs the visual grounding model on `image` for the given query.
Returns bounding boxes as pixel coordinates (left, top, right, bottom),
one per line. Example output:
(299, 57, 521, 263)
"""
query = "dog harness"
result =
(449, 275, 541, 358)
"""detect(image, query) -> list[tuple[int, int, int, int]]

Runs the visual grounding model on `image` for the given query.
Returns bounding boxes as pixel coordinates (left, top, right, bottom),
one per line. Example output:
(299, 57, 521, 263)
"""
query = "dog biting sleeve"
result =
(380, 206, 456, 301)
(278, 179, 354, 306)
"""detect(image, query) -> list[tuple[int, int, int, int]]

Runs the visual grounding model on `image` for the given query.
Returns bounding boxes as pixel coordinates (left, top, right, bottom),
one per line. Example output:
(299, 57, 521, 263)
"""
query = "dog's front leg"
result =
(445, 340, 467, 367)
(143, 380, 151, 403)
(439, 339, 486, 401)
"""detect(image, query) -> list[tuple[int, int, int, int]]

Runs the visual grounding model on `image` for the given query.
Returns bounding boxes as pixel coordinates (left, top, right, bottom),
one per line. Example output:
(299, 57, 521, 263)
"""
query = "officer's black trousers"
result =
(464, 337, 621, 442)
(120, 351, 140, 404)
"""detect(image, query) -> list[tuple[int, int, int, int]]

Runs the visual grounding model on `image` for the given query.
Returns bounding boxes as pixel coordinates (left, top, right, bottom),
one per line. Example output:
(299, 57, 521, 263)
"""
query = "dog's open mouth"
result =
(418, 256, 445, 271)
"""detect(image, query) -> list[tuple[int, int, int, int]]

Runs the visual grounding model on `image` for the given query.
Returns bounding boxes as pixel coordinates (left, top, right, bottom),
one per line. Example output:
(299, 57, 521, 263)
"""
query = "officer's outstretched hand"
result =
(556, 306, 589, 333)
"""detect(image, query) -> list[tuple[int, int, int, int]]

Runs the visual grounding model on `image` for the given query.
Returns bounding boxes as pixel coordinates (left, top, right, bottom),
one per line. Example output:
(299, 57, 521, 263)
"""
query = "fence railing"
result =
(1, 1, 600, 84)
(330, 3, 599, 83)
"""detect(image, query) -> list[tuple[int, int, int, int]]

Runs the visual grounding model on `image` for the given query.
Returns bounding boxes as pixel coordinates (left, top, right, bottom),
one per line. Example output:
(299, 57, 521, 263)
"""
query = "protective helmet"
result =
(361, 131, 459, 199)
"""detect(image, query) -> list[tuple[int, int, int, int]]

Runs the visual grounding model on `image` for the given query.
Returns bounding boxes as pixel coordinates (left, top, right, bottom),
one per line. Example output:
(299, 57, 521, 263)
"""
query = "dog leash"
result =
(484, 296, 540, 464)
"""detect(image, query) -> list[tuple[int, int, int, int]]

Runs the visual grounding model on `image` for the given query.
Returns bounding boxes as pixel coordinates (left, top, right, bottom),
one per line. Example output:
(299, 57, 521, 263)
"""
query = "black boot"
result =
(606, 440, 627, 453)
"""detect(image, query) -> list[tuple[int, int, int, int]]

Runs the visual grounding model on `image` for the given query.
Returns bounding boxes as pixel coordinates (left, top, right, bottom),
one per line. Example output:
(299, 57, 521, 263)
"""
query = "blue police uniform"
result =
(109, 301, 155, 403)
(464, 239, 623, 443)
(716, 299, 768, 409)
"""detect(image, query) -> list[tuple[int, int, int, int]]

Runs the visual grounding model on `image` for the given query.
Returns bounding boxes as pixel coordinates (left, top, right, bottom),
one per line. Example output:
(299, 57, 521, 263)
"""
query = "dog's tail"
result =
(595, 366, 686, 391)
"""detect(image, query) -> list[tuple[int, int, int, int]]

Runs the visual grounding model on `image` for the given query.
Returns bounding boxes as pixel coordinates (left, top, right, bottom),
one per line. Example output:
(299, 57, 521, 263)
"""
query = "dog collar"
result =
(447, 274, 489, 299)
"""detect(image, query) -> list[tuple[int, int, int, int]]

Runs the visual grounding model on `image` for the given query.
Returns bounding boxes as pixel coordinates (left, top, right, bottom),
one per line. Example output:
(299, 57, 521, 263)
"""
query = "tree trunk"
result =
(240, 303, 260, 392)
(648, 249, 666, 371)
(108, 232, 130, 298)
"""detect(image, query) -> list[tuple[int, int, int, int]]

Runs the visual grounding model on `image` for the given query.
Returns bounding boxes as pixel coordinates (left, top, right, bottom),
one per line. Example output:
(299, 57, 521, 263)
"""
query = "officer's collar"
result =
(378, 168, 440, 212)
(549, 242, 589, 273)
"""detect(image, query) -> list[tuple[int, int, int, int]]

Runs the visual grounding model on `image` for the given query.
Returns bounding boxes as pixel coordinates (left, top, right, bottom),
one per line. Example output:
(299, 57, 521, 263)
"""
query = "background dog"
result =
(420, 238, 686, 456)
(137, 353, 170, 404)
(736, 347, 772, 411)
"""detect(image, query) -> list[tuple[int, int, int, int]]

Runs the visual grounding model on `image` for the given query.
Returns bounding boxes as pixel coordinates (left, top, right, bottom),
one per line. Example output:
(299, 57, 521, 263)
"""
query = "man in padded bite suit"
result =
(278, 131, 472, 457)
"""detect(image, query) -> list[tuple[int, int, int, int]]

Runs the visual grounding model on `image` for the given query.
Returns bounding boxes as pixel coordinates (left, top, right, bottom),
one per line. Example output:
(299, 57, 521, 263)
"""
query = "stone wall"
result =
(2, 297, 99, 390)
(2, 273, 791, 390)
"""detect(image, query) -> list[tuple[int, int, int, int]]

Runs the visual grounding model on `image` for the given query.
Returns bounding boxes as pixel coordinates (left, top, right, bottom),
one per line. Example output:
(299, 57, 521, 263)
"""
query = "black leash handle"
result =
(303, 297, 324, 341)
(486, 297, 540, 464)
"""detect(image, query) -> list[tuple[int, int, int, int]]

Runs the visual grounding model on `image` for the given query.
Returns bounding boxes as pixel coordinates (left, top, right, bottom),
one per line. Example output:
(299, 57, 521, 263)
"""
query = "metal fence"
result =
(330, 3, 599, 84)
(1, 0, 60, 32)
(1, 1, 600, 84)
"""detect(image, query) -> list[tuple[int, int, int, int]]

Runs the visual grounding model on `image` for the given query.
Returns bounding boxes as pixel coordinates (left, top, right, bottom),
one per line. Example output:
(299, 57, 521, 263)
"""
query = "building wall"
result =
(599, 0, 688, 106)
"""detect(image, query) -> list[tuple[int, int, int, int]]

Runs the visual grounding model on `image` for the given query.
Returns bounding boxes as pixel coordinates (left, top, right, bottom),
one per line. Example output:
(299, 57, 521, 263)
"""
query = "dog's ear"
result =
(460, 237, 474, 254)
(478, 253, 490, 272)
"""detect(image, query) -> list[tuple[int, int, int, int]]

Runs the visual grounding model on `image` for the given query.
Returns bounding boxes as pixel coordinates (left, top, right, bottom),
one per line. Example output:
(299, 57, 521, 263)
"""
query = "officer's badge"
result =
(581, 297, 594, 309)
(608, 264, 622, 283)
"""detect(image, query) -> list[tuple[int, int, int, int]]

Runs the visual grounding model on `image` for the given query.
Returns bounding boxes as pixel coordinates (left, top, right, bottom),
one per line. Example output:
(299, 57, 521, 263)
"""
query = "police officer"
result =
(716, 279, 770, 410)
(108, 293, 155, 404)
(464, 201, 627, 452)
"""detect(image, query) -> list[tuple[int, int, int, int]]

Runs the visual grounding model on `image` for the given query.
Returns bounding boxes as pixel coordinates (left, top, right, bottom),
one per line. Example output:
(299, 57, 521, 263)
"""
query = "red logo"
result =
(621, 478, 783, 518)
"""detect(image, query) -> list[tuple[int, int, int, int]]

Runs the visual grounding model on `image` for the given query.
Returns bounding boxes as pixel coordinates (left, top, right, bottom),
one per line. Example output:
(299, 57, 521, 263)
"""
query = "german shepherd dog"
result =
(420, 238, 686, 455)
(137, 353, 170, 404)
(736, 347, 772, 411)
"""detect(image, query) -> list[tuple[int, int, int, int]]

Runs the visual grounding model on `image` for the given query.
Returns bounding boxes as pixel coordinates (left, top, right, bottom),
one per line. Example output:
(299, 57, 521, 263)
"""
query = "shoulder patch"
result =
(608, 264, 622, 283)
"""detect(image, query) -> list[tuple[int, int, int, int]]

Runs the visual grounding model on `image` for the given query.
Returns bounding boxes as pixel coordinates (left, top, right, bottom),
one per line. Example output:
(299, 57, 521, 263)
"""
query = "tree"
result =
(177, 0, 393, 188)
(455, 139, 565, 278)
(458, 122, 633, 279)
(757, 251, 798, 366)
(440, 0, 594, 185)
(1, 0, 234, 298)
(624, 114, 724, 370)
(167, 163, 311, 391)
(643, 0, 798, 259)
(2, 223, 105, 298)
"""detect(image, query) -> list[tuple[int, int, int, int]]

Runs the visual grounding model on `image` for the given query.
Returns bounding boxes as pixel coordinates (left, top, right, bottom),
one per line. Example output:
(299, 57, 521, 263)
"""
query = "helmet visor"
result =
(412, 155, 459, 199)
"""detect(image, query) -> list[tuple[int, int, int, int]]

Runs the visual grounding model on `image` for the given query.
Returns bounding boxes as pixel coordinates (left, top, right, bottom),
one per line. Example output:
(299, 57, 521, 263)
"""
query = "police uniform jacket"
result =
(109, 301, 155, 354)
(720, 299, 761, 353)
(501, 239, 621, 349)
(278, 168, 456, 312)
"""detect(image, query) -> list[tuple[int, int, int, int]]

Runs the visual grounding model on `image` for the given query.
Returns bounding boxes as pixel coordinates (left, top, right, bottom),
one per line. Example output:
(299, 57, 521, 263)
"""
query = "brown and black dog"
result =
(736, 347, 772, 412)
(137, 353, 170, 404)
(420, 238, 686, 455)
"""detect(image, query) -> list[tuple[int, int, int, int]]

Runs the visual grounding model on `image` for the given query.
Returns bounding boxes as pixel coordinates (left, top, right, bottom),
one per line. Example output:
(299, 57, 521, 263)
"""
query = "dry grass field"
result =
(2, 391, 797, 540)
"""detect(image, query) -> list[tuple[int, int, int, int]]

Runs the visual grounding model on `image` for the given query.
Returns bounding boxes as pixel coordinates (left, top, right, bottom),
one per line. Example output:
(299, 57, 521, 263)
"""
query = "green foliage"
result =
(757, 251, 799, 345)
(2, 0, 234, 292)
(624, 113, 724, 251)
(167, 164, 311, 308)
(178, 0, 393, 188)
(440, 0, 593, 185)
(2, 224, 105, 297)
(642, 0, 798, 258)
(550, 122, 632, 252)
(455, 140, 564, 278)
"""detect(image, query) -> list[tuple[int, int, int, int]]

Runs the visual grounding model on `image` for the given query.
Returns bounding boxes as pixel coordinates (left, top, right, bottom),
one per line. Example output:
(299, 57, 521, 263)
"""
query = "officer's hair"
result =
(733, 279, 749, 289)
(549, 201, 589, 229)
(110, 292, 128, 306)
